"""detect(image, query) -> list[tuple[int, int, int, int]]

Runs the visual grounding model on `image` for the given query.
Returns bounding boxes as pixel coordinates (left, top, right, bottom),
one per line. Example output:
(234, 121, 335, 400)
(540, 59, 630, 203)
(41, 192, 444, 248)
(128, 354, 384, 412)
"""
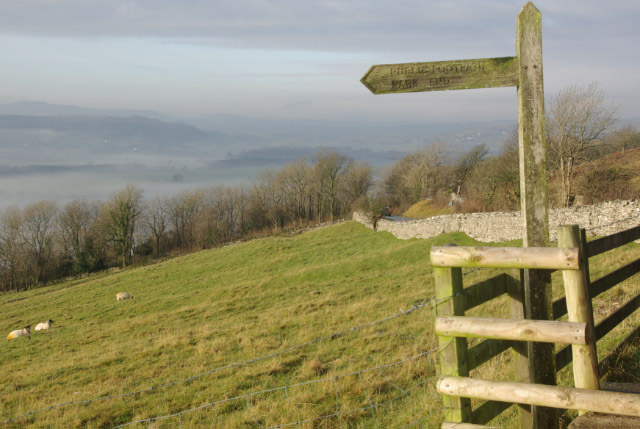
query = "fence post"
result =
(557, 224, 600, 411)
(507, 269, 533, 429)
(435, 265, 471, 424)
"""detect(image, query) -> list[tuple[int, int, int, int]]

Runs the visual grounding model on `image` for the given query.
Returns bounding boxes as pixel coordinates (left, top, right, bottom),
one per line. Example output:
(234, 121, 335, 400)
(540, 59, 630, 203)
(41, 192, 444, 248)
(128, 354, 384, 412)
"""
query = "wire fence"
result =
(1, 292, 457, 426)
(7, 217, 635, 426)
(584, 213, 640, 235)
(113, 346, 442, 428)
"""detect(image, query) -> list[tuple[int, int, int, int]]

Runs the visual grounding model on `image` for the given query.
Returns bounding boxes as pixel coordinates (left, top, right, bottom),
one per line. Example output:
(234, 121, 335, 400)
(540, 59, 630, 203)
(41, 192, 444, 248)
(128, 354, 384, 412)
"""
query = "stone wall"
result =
(352, 200, 640, 242)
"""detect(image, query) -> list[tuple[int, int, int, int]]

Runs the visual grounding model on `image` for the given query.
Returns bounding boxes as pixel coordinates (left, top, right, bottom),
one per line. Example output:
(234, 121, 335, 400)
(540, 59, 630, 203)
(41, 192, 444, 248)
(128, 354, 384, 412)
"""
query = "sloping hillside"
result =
(1, 223, 486, 428)
(2, 222, 640, 428)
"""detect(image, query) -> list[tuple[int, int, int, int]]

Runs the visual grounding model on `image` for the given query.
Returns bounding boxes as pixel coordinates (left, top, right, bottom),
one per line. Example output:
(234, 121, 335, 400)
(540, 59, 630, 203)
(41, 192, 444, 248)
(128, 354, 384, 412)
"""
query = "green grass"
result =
(1, 222, 639, 428)
(0, 223, 486, 428)
(402, 200, 450, 219)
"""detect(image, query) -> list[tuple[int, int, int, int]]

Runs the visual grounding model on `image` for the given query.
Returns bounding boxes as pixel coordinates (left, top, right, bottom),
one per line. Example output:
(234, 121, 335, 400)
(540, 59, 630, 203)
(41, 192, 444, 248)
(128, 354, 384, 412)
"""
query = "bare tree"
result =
(342, 161, 373, 211)
(403, 144, 447, 202)
(278, 159, 312, 225)
(22, 201, 58, 284)
(313, 151, 353, 221)
(143, 196, 169, 258)
(452, 143, 489, 198)
(102, 185, 143, 268)
(547, 82, 618, 207)
(0, 206, 25, 291)
(59, 199, 100, 271)
(167, 189, 203, 250)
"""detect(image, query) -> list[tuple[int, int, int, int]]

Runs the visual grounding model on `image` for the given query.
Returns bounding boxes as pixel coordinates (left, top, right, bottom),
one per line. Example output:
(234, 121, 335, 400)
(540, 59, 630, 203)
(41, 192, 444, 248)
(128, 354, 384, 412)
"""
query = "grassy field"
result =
(1, 221, 639, 428)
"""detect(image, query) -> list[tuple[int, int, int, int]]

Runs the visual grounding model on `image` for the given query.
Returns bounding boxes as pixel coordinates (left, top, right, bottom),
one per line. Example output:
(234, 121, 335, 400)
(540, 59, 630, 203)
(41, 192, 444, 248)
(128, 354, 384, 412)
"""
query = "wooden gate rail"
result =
(438, 376, 640, 418)
(431, 223, 640, 428)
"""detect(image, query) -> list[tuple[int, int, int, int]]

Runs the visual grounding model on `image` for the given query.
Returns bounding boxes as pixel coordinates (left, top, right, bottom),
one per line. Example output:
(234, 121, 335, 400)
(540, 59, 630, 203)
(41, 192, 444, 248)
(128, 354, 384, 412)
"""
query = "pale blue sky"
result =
(1, 1, 639, 124)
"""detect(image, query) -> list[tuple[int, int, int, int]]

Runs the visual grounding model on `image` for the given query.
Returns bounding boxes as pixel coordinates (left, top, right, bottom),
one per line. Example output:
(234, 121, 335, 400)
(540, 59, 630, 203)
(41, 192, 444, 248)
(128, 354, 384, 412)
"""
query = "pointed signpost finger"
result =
(360, 57, 519, 94)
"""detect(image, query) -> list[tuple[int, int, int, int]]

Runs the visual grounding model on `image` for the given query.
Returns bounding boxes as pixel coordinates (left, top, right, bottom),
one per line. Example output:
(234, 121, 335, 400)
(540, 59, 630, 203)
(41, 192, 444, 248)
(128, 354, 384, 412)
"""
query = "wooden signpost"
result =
(362, 3, 554, 428)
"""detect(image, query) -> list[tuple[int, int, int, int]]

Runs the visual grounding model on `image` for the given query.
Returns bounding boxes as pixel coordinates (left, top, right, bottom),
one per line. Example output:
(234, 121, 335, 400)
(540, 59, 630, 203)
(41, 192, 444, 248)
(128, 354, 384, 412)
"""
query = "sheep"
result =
(116, 292, 133, 301)
(35, 319, 54, 331)
(7, 325, 31, 340)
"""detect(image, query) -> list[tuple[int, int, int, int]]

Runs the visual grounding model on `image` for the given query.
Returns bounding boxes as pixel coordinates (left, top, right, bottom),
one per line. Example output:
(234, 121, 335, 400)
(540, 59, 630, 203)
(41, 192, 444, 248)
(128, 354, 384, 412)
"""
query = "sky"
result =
(1, 0, 639, 126)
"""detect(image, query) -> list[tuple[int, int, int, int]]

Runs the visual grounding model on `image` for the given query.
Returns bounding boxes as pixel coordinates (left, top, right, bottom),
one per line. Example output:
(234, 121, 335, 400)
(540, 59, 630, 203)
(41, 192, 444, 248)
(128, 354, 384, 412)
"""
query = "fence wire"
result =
(1, 220, 561, 426)
(113, 346, 442, 428)
(584, 213, 640, 235)
(2, 293, 456, 426)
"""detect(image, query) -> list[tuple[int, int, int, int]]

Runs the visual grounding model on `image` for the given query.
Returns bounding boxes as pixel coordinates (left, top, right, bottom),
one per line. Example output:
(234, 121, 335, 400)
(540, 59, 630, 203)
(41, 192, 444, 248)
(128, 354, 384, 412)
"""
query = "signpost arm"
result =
(516, 3, 556, 429)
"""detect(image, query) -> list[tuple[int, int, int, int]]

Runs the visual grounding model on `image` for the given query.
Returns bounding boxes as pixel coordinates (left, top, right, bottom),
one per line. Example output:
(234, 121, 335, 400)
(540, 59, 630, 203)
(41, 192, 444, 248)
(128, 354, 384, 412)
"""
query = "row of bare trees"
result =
(378, 83, 633, 213)
(0, 151, 372, 292)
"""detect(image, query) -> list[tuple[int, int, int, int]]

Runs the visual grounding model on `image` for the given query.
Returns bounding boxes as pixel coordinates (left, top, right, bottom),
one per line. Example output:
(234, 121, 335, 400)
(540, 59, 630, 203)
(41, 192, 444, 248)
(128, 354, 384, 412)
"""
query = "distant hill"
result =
(0, 113, 255, 163)
(0, 101, 168, 120)
(212, 145, 407, 169)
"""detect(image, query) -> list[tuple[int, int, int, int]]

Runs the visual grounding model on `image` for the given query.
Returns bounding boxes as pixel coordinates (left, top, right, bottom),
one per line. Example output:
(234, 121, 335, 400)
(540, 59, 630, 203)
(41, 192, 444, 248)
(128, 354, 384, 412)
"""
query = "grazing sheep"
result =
(35, 319, 54, 331)
(7, 325, 31, 340)
(116, 292, 133, 301)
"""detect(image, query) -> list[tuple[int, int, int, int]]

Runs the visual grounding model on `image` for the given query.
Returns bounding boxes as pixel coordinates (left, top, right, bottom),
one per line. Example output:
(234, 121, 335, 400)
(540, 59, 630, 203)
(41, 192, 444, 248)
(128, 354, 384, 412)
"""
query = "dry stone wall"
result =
(352, 200, 640, 242)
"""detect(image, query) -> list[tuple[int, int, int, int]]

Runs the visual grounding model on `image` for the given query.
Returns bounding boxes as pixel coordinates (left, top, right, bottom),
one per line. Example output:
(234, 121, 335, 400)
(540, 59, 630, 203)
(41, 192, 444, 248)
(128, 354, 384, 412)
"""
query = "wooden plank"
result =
(599, 324, 640, 377)
(557, 225, 600, 402)
(463, 273, 508, 311)
(586, 225, 640, 257)
(435, 266, 471, 423)
(517, 4, 556, 427)
(590, 258, 640, 299)
(430, 246, 579, 270)
(470, 400, 512, 426)
(468, 338, 513, 371)
(594, 291, 640, 341)
(361, 56, 518, 95)
(437, 376, 640, 417)
(435, 316, 587, 344)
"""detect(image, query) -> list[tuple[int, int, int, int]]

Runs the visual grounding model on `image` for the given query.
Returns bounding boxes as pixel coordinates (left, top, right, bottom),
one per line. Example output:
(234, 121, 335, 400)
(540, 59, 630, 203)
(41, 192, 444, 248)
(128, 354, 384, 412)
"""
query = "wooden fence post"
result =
(435, 265, 471, 424)
(557, 225, 600, 412)
(507, 269, 533, 428)
(517, 4, 556, 427)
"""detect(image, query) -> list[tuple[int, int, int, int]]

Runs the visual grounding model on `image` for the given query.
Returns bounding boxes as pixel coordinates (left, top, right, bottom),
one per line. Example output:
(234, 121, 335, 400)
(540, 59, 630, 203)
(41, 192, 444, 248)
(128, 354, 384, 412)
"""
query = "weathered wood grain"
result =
(430, 246, 579, 270)
(361, 57, 518, 95)
(435, 316, 587, 344)
(438, 376, 640, 417)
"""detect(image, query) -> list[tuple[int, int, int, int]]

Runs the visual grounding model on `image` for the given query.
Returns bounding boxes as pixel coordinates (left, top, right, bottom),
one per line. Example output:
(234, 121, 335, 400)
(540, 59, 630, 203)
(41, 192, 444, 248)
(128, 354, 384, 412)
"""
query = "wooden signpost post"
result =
(362, 3, 554, 428)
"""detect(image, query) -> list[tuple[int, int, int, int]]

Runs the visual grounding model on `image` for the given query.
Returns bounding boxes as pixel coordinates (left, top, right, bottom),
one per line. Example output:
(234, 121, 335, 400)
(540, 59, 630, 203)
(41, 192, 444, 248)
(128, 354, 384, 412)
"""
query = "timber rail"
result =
(432, 224, 640, 428)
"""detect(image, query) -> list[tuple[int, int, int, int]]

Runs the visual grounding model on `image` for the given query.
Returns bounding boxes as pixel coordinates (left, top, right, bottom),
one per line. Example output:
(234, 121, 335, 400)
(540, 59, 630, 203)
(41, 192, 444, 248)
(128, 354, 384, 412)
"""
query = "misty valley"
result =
(0, 102, 514, 209)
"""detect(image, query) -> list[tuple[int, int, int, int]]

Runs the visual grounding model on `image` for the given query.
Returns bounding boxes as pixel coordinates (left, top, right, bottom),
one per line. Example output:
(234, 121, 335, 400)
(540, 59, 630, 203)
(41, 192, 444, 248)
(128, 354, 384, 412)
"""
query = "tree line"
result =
(377, 83, 637, 214)
(0, 151, 372, 292)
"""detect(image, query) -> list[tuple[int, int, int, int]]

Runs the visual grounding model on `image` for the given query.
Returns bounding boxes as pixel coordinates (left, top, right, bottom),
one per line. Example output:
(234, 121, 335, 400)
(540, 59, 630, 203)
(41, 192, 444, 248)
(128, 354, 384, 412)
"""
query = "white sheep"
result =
(116, 292, 133, 301)
(7, 325, 31, 340)
(35, 319, 54, 331)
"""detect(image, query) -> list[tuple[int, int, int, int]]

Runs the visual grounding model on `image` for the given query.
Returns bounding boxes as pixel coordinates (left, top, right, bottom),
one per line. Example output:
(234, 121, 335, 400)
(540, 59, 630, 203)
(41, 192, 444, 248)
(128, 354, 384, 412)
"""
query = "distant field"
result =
(2, 222, 639, 428)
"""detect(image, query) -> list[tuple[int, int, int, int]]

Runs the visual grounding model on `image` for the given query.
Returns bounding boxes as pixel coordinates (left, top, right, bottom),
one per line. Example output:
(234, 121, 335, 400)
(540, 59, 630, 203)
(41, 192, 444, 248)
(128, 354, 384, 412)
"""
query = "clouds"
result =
(1, 1, 639, 123)
(0, 1, 518, 53)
